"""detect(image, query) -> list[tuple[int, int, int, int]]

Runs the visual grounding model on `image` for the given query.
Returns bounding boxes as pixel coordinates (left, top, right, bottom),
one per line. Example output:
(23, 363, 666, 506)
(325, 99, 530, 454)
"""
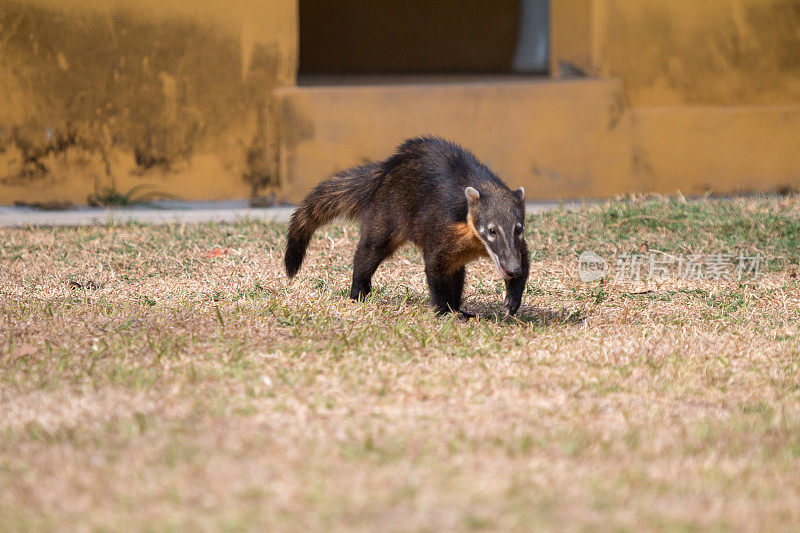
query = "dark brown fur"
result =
(285, 137, 529, 316)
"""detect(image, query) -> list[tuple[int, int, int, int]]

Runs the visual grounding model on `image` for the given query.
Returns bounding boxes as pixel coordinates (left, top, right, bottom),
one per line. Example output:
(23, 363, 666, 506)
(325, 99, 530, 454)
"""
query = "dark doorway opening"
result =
(298, 0, 549, 85)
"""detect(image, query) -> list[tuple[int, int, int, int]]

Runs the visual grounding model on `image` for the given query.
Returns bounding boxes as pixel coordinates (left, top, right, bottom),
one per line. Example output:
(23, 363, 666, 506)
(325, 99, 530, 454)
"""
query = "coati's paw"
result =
(503, 297, 521, 316)
(349, 284, 372, 301)
(457, 310, 476, 321)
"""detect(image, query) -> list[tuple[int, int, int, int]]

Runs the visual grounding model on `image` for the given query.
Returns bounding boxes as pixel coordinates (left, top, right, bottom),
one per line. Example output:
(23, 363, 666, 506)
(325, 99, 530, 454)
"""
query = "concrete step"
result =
(274, 78, 637, 203)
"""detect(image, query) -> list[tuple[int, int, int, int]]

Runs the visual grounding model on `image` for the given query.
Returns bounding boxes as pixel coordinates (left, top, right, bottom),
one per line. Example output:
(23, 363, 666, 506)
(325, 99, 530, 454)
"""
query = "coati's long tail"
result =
(285, 163, 382, 278)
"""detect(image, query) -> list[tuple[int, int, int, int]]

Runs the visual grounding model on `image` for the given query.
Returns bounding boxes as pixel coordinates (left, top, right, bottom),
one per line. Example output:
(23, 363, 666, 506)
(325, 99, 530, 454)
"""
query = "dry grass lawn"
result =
(2, 196, 800, 531)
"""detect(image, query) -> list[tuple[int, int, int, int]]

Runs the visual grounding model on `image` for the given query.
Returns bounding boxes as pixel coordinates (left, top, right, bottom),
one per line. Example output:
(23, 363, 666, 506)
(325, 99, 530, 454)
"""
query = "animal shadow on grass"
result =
(353, 289, 584, 326)
(465, 303, 586, 326)
(367, 289, 432, 309)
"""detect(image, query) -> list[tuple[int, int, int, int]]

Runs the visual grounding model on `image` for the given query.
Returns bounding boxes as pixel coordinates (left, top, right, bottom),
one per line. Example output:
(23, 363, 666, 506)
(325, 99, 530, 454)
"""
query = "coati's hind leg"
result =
(350, 229, 399, 301)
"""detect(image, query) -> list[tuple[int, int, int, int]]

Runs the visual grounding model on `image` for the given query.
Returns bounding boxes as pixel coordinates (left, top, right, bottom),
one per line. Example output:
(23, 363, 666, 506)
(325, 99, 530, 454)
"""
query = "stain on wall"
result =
(599, 0, 800, 105)
(0, 0, 296, 203)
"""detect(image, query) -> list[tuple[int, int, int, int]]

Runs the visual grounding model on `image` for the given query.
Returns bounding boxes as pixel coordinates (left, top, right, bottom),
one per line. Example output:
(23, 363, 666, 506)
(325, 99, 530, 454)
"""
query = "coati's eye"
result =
(488, 227, 497, 236)
(514, 223, 523, 235)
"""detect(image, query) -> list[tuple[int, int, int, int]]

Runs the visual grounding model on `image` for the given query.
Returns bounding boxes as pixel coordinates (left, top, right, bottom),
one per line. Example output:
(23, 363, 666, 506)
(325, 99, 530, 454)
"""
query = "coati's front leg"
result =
(423, 252, 467, 315)
(503, 241, 530, 315)
(424, 266, 465, 315)
(449, 266, 476, 319)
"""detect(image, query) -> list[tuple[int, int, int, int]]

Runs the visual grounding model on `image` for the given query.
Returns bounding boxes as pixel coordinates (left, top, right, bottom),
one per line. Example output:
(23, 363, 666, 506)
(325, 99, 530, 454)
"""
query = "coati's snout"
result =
(465, 186, 526, 280)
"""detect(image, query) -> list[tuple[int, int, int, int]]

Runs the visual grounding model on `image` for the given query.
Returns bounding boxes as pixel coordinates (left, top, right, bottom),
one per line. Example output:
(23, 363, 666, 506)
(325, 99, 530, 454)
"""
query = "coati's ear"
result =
(464, 187, 481, 206)
(514, 187, 525, 203)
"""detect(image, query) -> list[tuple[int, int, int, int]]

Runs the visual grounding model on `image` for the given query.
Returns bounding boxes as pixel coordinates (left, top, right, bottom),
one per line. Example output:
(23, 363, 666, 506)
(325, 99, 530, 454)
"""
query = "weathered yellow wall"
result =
(0, 0, 297, 204)
(282, 0, 800, 202)
(552, 0, 800, 105)
(550, 0, 595, 78)
(2, 0, 799, 205)
(546, 0, 800, 197)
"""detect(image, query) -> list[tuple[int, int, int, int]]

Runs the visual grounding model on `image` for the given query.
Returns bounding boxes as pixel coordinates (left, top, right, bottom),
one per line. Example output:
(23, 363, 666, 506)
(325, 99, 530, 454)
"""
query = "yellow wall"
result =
(546, 0, 800, 196)
(550, 0, 595, 78)
(2, 0, 799, 205)
(552, 0, 800, 106)
(632, 105, 800, 194)
(0, 0, 297, 204)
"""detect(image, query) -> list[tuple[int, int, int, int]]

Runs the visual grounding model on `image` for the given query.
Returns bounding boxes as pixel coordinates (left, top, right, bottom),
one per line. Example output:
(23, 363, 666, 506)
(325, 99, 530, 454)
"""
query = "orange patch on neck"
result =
(466, 213, 480, 236)
(447, 214, 488, 272)
(452, 214, 482, 244)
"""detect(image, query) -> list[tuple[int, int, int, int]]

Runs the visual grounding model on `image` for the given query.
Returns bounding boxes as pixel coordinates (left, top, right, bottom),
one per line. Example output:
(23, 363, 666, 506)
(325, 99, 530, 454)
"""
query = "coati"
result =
(284, 137, 529, 316)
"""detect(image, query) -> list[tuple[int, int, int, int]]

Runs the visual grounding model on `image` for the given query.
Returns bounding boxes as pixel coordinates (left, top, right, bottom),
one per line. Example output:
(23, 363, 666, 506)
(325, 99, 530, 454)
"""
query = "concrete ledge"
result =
(276, 78, 800, 201)
(0, 200, 573, 227)
(0, 201, 294, 227)
(275, 78, 637, 203)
